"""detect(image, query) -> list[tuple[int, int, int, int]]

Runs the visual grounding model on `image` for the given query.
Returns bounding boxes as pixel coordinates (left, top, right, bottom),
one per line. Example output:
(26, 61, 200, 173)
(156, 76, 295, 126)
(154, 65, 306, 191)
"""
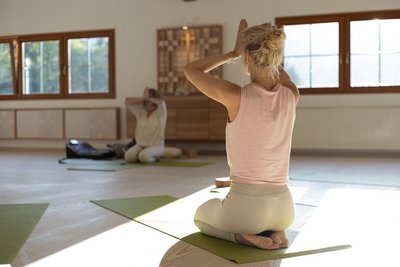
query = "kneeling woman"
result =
(184, 19, 299, 249)
(125, 87, 166, 163)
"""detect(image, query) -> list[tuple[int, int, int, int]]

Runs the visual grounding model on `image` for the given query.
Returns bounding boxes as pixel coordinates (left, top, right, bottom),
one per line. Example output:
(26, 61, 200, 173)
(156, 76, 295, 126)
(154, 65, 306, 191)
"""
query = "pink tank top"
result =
(226, 83, 297, 185)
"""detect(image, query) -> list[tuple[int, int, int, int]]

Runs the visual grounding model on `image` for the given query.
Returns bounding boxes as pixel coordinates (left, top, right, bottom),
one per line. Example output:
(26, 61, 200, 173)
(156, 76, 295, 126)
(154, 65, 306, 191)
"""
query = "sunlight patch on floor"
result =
(281, 187, 400, 267)
(288, 186, 309, 203)
(23, 185, 400, 267)
(25, 221, 177, 267)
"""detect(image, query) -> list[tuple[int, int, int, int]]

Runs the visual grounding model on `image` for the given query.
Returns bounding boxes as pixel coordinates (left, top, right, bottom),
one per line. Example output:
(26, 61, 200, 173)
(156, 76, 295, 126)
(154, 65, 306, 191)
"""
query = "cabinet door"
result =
(126, 107, 136, 139)
(65, 109, 119, 140)
(209, 99, 226, 140)
(17, 109, 63, 139)
(165, 109, 177, 139)
(0, 110, 15, 139)
(209, 110, 226, 140)
(176, 108, 209, 140)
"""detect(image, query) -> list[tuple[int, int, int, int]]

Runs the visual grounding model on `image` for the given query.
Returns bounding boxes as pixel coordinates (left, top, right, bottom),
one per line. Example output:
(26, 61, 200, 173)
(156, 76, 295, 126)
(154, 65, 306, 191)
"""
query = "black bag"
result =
(66, 140, 114, 159)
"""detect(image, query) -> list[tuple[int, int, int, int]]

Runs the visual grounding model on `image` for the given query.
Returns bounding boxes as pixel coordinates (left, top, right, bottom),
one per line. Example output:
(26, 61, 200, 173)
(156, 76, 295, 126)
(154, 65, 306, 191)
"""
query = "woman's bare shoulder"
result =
(279, 70, 299, 102)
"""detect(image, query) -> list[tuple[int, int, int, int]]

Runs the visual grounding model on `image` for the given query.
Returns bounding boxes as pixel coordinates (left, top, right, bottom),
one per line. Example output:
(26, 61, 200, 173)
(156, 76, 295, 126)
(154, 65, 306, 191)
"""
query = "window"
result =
(22, 39, 60, 95)
(0, 40, 16, 98)
(0, 29, 115, 100)
(350, 19, 400, 88)
(284, 22, 339, 89)
(68, 37, 110, 94)
(276, 10, 400, 94)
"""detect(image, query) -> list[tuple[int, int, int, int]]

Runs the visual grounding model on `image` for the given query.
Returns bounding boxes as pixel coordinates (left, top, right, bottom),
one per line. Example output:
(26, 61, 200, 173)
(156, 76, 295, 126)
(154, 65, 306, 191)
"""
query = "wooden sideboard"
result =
(126, 96, 227, 141)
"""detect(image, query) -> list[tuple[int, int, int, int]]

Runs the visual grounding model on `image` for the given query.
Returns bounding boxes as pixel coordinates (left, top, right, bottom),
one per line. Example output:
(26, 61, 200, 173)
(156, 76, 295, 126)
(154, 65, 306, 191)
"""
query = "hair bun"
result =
(266, 27, 285, 50)
(242, 22, 285, 75)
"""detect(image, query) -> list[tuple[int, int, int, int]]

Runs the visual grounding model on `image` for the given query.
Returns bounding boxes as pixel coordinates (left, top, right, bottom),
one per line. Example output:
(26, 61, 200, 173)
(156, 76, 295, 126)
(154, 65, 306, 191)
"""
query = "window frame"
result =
(0, 29, 115, 100)
(276, 9, 400, 94)
(63, 30, 115, 99)
(0, 37, 18, 100)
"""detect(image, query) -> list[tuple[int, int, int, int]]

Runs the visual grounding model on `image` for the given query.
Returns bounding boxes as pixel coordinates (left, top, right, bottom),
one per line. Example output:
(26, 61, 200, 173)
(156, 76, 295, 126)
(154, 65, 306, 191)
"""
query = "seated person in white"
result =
(125, 87, 167, 163)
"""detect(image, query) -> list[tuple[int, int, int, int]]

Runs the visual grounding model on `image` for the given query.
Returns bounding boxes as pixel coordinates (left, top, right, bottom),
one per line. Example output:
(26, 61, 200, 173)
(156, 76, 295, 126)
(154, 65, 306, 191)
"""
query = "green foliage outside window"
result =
(0, 29, 114, 99)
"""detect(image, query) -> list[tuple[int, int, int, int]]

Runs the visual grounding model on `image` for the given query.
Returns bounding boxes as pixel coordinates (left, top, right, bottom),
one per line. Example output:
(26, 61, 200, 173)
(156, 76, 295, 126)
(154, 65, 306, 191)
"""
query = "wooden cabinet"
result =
(209, 99, 227, 140)
(126, 96, 227, 141)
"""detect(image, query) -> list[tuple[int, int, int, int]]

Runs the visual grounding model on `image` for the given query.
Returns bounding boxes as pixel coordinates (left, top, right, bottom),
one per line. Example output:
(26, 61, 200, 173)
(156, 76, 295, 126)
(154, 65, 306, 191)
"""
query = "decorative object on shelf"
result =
(157, 25, 223, 95)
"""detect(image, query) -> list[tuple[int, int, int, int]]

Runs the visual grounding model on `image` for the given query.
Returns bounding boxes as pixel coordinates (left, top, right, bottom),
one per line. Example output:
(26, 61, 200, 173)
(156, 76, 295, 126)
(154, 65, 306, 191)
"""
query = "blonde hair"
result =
(242, 23, 286, 77)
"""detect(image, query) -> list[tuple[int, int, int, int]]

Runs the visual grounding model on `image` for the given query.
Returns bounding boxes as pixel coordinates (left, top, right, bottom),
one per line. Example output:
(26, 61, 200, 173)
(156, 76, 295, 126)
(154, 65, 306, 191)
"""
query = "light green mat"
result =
(64, 158, 212, 171)
(0, 203, 49, 264)
(59, 158, 127, 165)
(181, 231, 350, 263)
(67, 163, 141, 172)
(91, 189, 350, 264)
(91, 195, 177, 218)
(290, 173, 400, 187)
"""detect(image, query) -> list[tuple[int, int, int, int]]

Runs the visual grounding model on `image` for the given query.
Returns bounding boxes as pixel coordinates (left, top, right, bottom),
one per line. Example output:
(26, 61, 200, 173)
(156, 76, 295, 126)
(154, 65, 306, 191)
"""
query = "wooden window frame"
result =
(276, 9, 400, 94)
(0, 29, 115, 100)
(0, 38, 18, 100)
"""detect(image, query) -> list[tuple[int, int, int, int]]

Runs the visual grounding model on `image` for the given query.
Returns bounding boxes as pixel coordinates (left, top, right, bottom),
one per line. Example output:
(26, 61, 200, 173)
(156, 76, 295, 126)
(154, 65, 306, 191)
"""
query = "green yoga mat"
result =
(65, 158, 212, 171)
(181, 231, 350, 263)
(91, 188, 350, 264)
(0, 203, 49, 264)
(92, 195, 177, 219)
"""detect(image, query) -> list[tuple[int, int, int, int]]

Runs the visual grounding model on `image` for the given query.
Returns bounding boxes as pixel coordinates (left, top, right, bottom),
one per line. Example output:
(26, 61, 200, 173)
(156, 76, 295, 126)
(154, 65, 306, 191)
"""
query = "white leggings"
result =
(124, 144, 164, 163)
(194, 181, 295, 242)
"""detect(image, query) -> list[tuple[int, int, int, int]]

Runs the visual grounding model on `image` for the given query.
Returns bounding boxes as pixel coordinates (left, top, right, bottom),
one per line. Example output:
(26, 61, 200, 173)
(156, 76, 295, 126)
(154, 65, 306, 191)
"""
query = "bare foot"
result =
(270, 231, 288, 248)
(235, 233, 280, 250)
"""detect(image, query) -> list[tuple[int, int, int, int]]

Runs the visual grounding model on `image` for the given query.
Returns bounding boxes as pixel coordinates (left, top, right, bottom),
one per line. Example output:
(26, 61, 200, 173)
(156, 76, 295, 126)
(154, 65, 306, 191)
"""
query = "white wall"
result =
(1, 0, 400, 151)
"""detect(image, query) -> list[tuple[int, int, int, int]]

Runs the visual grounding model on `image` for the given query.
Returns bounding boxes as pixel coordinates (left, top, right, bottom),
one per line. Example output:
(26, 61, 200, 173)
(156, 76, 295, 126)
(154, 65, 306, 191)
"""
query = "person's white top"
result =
(127, 101, 167, 147)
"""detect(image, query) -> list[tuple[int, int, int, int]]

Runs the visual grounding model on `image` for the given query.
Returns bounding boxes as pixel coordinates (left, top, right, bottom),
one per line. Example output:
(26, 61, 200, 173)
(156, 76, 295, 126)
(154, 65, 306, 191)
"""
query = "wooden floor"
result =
(1, 150, 399, 267)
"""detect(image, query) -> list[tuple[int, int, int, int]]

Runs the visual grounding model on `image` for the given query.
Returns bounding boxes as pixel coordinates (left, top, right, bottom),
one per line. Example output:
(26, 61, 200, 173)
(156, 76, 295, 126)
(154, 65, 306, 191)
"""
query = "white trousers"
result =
(194, 181, 295, 242)
(124, 144, 164, 163)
